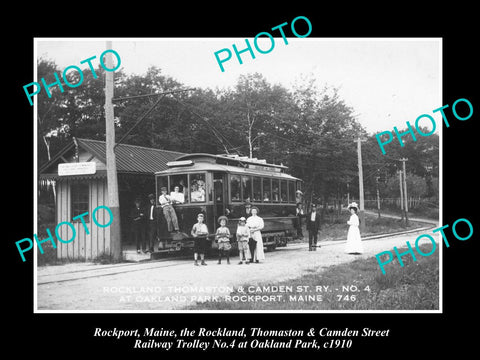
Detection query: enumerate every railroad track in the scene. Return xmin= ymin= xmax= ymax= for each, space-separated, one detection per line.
xmin=37 ymin=254 xmax=192 ymax=285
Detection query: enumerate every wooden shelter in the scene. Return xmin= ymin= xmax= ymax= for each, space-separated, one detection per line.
xmin=39 ymin=138 xmax=185 ymax=261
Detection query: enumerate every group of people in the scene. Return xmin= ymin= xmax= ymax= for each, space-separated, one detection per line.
xmin=191 ymin=206 xmax=264 ymax=266
xmin=132 ymin=185 xmax=363 ymax=258
xmin=130 ymin=186 xmax=183 ymax=254
xmin=295 ymin=201 xmax=363 ymax=254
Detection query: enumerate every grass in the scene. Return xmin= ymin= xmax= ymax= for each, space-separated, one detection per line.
xmin=185 ymin=243 xmax=439 ymax=311
xmin=318 ymin=212 xmax=426 ymax=242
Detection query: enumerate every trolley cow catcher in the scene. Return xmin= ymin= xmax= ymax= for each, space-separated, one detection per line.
xmin=154 ymin=153 xmax=302 ymax=255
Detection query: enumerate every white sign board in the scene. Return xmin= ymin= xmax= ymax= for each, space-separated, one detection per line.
xmin=58 ymin=162 xmax=96 ymax=176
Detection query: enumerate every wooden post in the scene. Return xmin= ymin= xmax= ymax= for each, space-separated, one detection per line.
xmin=105 ymin=41 xmax=122 ymax=261
xmin=346 ymin=182 xmax=350 ymax=207
xmin=357 ymin=138 xmax=366 ymax=232
xmin=398 ymin=170 xmax=404 ymax=222
xmin=400 ymin=158 xmax=409 ymax=227
xmin=375 ymin=175 xmax=381 ymax=218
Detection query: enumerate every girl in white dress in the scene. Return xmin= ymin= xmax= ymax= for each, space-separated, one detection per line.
xmin=345 ymin=202 xmax=363 ymax=254
xmin=246 ymin=206 xmax=265 ymax=263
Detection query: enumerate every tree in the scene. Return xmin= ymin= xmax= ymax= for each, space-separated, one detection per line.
xmin=287 ymin=77 xmax=367 ymax=209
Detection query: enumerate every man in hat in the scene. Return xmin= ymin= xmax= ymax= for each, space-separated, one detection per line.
xmin=130 ymin=197 xmax=146 ymax=253
xmin=295 ymin=202 xmax=306 ymax=239
xmin=146 ymin=194 xmax=160 ymax=253
xmin=158 ymin=187 xmax=179 ymax=233
xmin=306 ymin=203 xmax=321 ymax=251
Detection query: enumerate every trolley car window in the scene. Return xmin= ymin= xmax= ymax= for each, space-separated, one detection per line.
xmin=280 ymin=180 xmax=288 ymax=202
xmin=242 ymin=175 xmax=252 ymax=202
xmin=262 ymin=178 xmax=271 ymax=202
xmin=253 ymin=177 xmax=262 ymax=202
xmin=190 ymin=173 xmax=206 ymax=203
xmin=231 ymin=174 xmax=241 ymax=202
xmin=288 ymin=181 xmax=295 ymax=203
xmin=272 ymin=179 xmax=280 ymax=202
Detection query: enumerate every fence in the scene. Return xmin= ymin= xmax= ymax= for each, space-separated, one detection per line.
xmin=364 ymin=197 xmax=438 ymax=210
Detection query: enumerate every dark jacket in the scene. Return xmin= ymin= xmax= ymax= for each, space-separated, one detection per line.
xmin=131 ymin=205 xmax=146 ymax=224
xmin=306 ymin=211 xmax=321 ymax=233
xmin=146 ymin=203 xmax=160 ymax=222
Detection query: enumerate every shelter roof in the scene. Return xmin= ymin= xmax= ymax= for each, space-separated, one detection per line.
xmin=39 ymin=138 xmax=186 ymax=178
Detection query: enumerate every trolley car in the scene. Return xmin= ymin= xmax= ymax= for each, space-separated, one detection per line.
xmin=154 ymin=153 xmax=302 ymax=254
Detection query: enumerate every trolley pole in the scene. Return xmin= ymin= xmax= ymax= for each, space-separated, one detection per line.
xmin=105 ymin=41 xmax=122 ymax=261
xmin=357 ymin=138 xmax=366 ymax=232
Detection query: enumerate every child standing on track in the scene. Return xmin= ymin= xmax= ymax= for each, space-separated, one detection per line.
xmin=215 ymin=216 xmax=231 ymax=264
xmin=191 ymin=213 xmax=209 ymax=266
xmin=236 ymin=217 xmax=250 ymax=265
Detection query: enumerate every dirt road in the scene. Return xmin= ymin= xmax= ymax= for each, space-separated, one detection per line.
xmin=36 ymin=225 xmax=439 ymax=311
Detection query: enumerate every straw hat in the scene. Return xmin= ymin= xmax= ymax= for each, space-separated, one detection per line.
xmin=217 ymin=215 xmax=228 ymax=224
xmin=348 ymin=202 xmax=358 ymax=210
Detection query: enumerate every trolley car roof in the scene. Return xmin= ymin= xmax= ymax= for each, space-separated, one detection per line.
xmin=155 ymin=153 xmax=300 ymax=180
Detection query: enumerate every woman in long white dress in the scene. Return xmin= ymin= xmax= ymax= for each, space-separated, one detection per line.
xmin=246 ymin=206 xmax=265 ymax=263
xmin=345 ymin=202 xmax=363 ymax=254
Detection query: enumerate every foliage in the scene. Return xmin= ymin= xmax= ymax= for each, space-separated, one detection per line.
xmin=37 ymin=59 xmax=438 ymax=204
xmin=384 ymin=173 xmax=428 ymax=198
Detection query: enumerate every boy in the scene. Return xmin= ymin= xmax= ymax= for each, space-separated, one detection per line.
xmin=215 ymin=216 xmax=231 ymax=264
xmin=236 ymin=217 xmax=250 ymax=264
xmin=191 ymin=213 xmax=209 ymax=266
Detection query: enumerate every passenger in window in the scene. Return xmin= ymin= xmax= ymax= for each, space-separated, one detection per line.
xmin=273 ymin=187 xmax=279 ymax=201
xmin=191 ymin=180 xmax=205 ymax=202
xmin=158 ymin=187 xmax=180 ymax=233
xmin=179 ymin=179 xmax=187 ymax=194
xmin=170 ymin=186 xmax=185 ymax=204
xmin=263 ymin=192 xmax=270 ymax=201
xmin=296 ymin=190 xmax=303 ymax=204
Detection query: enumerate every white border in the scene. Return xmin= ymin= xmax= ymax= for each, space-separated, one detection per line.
xmin=33 ymin=37 xmax=443 ymax=314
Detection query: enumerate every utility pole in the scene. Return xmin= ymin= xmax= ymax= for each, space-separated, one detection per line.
xmin=105 ymin=41 xmax=122 ymax=261
xmin=375 ymin=174 xmax=381 ymax=218
xmin=357 ymin=138 xmax=366 ymax=232
xmin=346 ymin=181 xmax=350 ymax=207
xmin=398 ymin=170 xmax=405 ymax=223
xmin=400 ymin=158 xmax=409 ymax=227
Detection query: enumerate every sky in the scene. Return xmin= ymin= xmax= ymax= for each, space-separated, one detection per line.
xmin=35 ymin=38 xmax=442 ymax=135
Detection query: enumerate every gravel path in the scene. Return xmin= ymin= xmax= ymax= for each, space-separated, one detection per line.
xmin=36 ymin=226 xmax=439 ymax=311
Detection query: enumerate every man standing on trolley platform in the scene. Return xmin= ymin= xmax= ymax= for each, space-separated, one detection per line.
xmin=131 ymin=197 xmax=146 ymax=254
xmin=306 ymin=203 xmax=321 ymax=251
xmin=147 ymin=194 xmax=160 ymax=253
xmin=158 ymin=187 xmax=180 ymax=233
